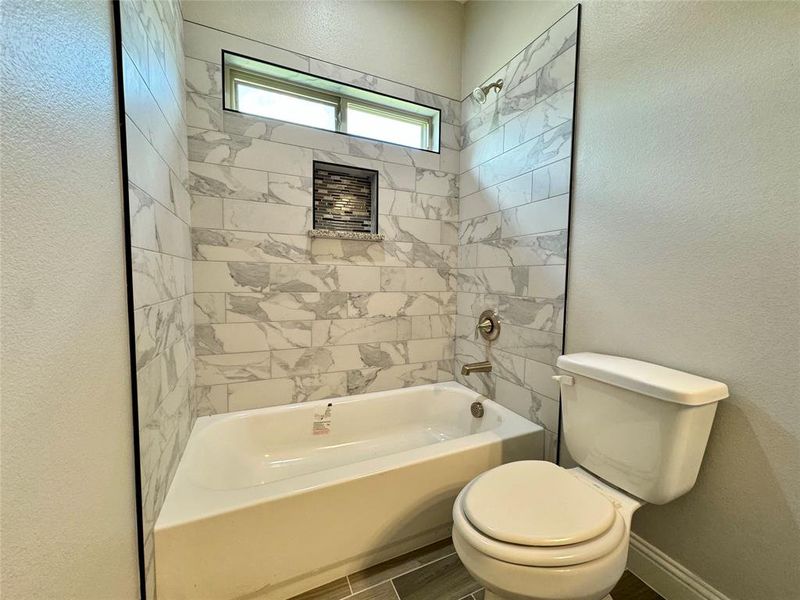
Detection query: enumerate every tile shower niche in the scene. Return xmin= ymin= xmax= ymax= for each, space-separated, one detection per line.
xmin=310 ymin=162 xmax=383 ymax=241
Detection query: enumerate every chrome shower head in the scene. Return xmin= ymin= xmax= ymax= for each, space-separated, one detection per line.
xmin=472 ymin=78 xmax=504 ymax=104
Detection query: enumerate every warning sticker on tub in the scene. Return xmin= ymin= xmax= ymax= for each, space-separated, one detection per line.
xmin=313 ymin=404 xmax=333 ymax=435
xmin=313 ymin=422 xmax=331 ymax=435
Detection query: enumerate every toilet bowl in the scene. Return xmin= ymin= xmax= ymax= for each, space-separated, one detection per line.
xmin=452 ymin=353 xmax=728 ymax=600
xmin=452 ymin=461 xmax=641 ymax=600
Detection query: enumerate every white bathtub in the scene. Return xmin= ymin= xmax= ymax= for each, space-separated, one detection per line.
xmin=155 ymin=381 xmax=542 ymax=600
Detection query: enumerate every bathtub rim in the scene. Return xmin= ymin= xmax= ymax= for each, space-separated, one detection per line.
xmin=156 ymin=381 xmax=542 ymax=530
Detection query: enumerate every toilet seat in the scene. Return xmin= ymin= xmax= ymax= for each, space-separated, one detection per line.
xmin=453 ymin=462 xmax=627 ymax=568
xmin=463 ymin=461 xmax=616 ymax=546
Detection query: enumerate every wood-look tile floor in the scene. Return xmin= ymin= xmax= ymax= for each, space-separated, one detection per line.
xmin=288 ymin=538 xmax=664 ymax=600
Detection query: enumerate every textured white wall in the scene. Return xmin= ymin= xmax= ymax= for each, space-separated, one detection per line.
xmin=181 ymin=0 xmax=464 ymax=99
xmin=0 ymin=1 xmax=140 ymax=598
xmin=564 ymin=2 xmax=799 ymax=599
xmin=461 ymin=0 xmax=573 ymax=100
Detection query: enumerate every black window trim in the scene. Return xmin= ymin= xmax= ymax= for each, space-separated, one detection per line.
xmin=221 ymin=49 xmax=442 ymax=155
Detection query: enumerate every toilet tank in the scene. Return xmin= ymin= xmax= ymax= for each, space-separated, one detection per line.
xmin=555 ymin=353 xmax=728 ymax=504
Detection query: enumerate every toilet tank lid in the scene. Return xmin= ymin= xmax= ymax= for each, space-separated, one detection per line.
xmin=556 ymin=353 xmax=729 ymax=406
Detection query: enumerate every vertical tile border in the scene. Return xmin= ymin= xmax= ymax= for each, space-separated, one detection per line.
xmin=110 ymin=2 xmax=147 ymax=597
xmin=557 ymin=3 xmax=582 ymax=464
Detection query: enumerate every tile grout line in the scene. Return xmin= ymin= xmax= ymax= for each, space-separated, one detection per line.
xmin=343 ymin=546 xmax=458 ymax=597
xmin=190 ymin=144 xmax=459 ymax=183
xmin=457 ymin=192 xmax=571 ymax=226
xmin=125 ymin=110 xmax=191 ymax=203
xmin=345 ymin=574 xmax=353 ymax=596
xmin=121 ymin=35 xmax=191 ymax=169
xmin=129 ymin=178 xmax=193 ymax=230
xmin=383 ymin=549 xmax=459 ymax=589
xmin=467 ymin=149 xmax=573 ymax=195
xmin=340 ymin=572 xmax=402 ymax=599
xmin=193 ymin=260 xmax=457 ymax=271
xmin=193 ymin=109 xmax=463 ymax=164
xmin=461 ymin=98 xmax=573 ymax=167
xmin=459 ymin=154 xmax=572 ymax=201
xmin=134 ymin=291 xmax=193 ymax=313
xmin=134 ymin=293 xmax=195 ymax=315
xmin=193 ymin=320 xmax=559 ymax=362
xmin=132 ymin=243 xmax=194 ymax=262
xmin=131 ymin=240 xmax=193 ymax=262
xmin=191 ymin=199 xmax=461 ymax=222
xmin=191 ymin=225 xmax=460 ymax=245
xmin=188 ymin=127 xmax=461 ymax=178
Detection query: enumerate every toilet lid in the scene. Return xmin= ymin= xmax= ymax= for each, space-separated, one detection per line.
xmin=462 ymin=461 xmax=616 ymax=547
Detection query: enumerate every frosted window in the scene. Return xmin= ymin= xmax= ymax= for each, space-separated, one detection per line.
xmin=235 ymin=82 xmax=337 ymax=131
xmin=346 ymin=105 xmax=426 ymax=149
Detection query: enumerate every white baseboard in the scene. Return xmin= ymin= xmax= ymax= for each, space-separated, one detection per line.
xmin=627 ymin=533 xmax=731 ymax=600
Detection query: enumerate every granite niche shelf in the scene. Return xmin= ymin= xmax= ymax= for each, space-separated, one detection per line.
xmin=308 ymin=229 xmax=385 ymax=241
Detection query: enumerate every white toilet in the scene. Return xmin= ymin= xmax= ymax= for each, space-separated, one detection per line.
xmin=452 ymin=352 xmax=728 ymax=600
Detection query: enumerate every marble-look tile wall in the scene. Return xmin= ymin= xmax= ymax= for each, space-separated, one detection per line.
xmin=184 ymin=22 xmax=461 ymax=412
xmin=455 ymin=7 xmax=579 ymax=462
xmin=119 ymin=0 xmax=194 ymax=596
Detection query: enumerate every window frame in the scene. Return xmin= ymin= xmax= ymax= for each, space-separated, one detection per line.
xmin=222 ymin=54 xmax=439 ymax=153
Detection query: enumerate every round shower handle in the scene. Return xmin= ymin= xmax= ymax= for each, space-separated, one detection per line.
xmin=475 ymin=310 xmax=501 ymax=341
